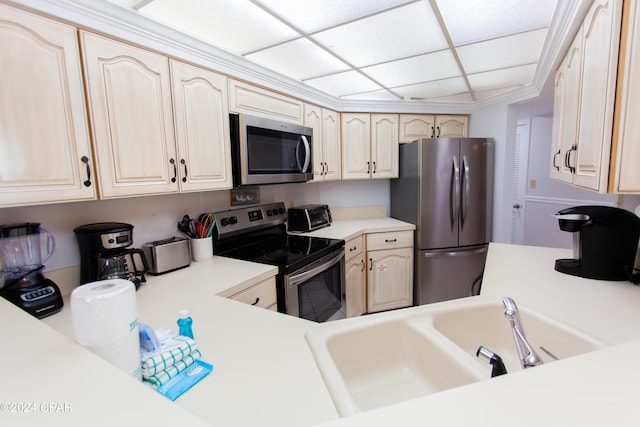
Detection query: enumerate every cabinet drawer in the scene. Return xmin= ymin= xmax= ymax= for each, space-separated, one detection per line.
xmin=344 ymin=236 xmax=364 ymax=261
xmin=366 ymin=231 xmax=413 ymax=251
xmin=228 ymin=277 xmax=277 ymax=309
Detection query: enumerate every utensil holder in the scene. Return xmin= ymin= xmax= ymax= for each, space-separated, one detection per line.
xmin=190 ymin=237 xmax=213 ymax=262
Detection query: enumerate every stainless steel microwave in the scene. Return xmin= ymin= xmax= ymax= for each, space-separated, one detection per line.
xmin=230 ymin=113 xmax=313 ymax=186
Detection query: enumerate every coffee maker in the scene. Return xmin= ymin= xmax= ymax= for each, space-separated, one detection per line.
xmin=554 ymin=206 xmax=640 ymax=281
xmin=0 ymin=223 xmax=63 ymax=318
xmin=74 ymin=222 xmax=149 ymax=288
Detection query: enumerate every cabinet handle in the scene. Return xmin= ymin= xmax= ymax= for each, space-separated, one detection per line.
xmin=564 ymin=145 xmax=576 ymax=173
xmin=180 ymin=159 xmax=188 ymax=183
xmin=430 ymin=126 xmax=435 ymax=138
xmin=323 ymin=162 xmax=327 ymax=175
xmin=170 ymin=158 xmax=177 ymax=183
xmin=251 ymin=297 xmax=260 ymax=306
xmin=349 ymin=246 xmax=358 ymax=252
xmin=367 ymin=161 xmax=370 ymax=174
xmin=360 ymin=259 xmax=365 ymax=272
xmin=385 ymin=238 xmax=397 ymax=243
xmin=436 ymin=126 xmax=441 ymax=137
xmin=369 ymin=258 xmax=373 ymax=271
xmin=373 ymin=161 xmax=376 ymax=174
xmin=552 ymin=149 xmax=561 ymax=171
xmin=80 ymin=156 xmax=92 ymax=187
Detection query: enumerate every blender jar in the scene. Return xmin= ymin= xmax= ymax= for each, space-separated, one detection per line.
xmin=0 ymin=223 xmax=55 ymax=287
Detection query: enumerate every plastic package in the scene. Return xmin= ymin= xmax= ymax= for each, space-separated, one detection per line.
xmin=177 ymin=309 xmax=194 ymax=339
xmin=138 ymin=323 xmax=161 ymax=352
xmin=155 ymin=359 xmax=213 ymax=401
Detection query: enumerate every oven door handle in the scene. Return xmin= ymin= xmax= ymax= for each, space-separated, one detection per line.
xmin=287 ymin=249 xmax=344 ymax=287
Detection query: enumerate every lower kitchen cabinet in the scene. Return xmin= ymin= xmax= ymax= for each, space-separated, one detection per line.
xmin=219 ymin=276 xmax=277 ymax=310
xmin=344 ymin=236 xmax=366 ymax=318
xmin=365 ymin=231 xmax=414 ymax=313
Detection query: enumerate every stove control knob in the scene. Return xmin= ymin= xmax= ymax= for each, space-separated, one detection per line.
xmin=278 ymin=207 xmax=285 ymax=214
xmin=229 ymin=216 xmax=238 ymax=225
xmin=266 ymin=209 xmax=273 ymax=216
xmin=220 ymin=217 xmax=230 ymax=226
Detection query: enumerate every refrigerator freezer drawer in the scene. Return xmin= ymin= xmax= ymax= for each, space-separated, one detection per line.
xmin=416 ymin=245 xmax=487 ymax=305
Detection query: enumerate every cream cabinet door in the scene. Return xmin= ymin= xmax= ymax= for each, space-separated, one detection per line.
xmin=371 ymin=114 xmax=399 ymax=179
xmin=0 ymin=4 xmax=95 ymax=207
xmin=81 ymin=31 xmax=178 ymax=198
xmin=435 ymin=115 xmax=468 ymax=138
xmin=550 ymin=30 xmax=583 ymax=183
xmin=612 ymin=0 xmax=640 ymax=192
xmin=345 ymin=254 xmax=366 ymax=318
xmin=228 ymin=79 xmax=304 ymax=124
xmin=367 ymin=247 xmax=413 ymax=313
xmin=322 ymin=108 xmax=341 ymax=181
xmin=572 ymin=0 xmax=622 ymax=191
xmin=305 ymin=104 xmax=324 ymax=181
xmin=170 ymin=60 xmax=232 ymax=192
xmin=399 ymin=114 xmax=435 ymax=142
xmin=341 ymin=113 xmax=371 ymax=180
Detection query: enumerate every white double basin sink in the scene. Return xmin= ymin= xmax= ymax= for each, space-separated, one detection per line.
xmin=305 ymin=297 xmax=607 ymax=417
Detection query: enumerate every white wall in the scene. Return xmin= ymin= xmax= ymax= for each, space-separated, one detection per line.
xmin=0 ymin=180 xmax=389 ymax=271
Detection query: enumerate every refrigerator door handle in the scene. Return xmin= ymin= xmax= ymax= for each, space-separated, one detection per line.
xmin=461 ymin=155 xmax=470 ymax=229
xmin=451 ymin=156 xmax=460 ymax=231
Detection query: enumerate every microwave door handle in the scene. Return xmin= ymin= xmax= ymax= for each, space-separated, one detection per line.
xmin=298 ymin=135 xmax=311 ymax=173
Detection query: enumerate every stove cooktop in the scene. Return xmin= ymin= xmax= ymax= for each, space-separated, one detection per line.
xmin=213 ymin=203 xmax=344 ymax=273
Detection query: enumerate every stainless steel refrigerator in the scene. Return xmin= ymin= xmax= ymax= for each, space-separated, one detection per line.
xmin=390 ymin=138 xmax=493 ymax=305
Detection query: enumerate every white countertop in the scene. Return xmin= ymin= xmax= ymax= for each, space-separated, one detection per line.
xmin=3 ymin=216 xmax=640 ymax=426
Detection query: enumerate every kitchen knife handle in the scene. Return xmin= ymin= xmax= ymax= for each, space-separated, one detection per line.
xmin=81 ymin=155 xmax=92 ymax=187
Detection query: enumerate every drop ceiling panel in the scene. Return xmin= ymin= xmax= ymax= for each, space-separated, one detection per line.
xmin=246 ymin=39 xmax=349 ymax=80
xmin=457 ymin=28 xmax=548 ymax=74
xmin=467 ymin=64 xmax=537 ymax=91
xmin=363 ymin=50 xmax=460 ymax=88
xmin=311 ymin=2 xmax=448 ymax=67
xmin=392 ymin=77 xmax=469 ymax=100
xmin=139 ymin=0 xmax=297 ymax=55
xmin=304 ymin=70 xmax=383 ymax=97
xmin=435 ymin=0 xmax=558 ymax=46
xmin=256 ymin=0 xmax=414 ymax=33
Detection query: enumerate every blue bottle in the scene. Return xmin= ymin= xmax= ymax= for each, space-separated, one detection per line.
xmin=177 ymin=309 xmax=194 ymax=339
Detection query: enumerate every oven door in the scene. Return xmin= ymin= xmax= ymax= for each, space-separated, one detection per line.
xmin=284 ymin=248 xmax=345 ymax=322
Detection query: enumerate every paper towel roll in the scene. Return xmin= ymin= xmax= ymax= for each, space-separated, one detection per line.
xmin=71 ymin=279 xmax=141 ymax=380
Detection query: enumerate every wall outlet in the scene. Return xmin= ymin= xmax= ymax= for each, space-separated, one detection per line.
xmin=530 ymin=179 xmax=537 ymax=189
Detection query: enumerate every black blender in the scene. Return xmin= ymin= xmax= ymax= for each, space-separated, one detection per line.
xmin=0 ymin=223 xmax=63 ymax=318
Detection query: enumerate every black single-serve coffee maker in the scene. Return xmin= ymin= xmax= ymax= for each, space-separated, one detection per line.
xmin=554 ymin=206 xmax=640 ymax=281
xmin=74 ymin=222 xmax=149 ymax=288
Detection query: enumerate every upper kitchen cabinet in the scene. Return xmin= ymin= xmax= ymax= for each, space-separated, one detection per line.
xmin=610 ymin=0 xmax=640 ymax=192
xmin=305 ymin=104 xmax=341 ymax=182
xmin=0 ymin=4 xmax=96 ymax=207
xmin=170 ymin=60 xmax=232 ymax=192
xmin=550 ymin=0 xmax=624 ymax=192
xmin=228 ymin=79 xmax=304 ymax=124
xmin=81 ymin=31 xmax=178 ymax=198
xmin=398 ymin=114 xmax=468 ymax=142
xmin=342 ymin=113 xmax=399 ymax=180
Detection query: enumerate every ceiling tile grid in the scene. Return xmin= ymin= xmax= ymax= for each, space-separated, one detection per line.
xmin=111 ymin=0 xmax=560 ymax=104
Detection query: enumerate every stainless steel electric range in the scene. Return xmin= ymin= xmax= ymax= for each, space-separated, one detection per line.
xmin=213 ymin=202 xmax=345 ymax=322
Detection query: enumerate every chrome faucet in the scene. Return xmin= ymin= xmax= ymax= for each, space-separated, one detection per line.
xmin=502 ymin=297 xmax=543 ymax=369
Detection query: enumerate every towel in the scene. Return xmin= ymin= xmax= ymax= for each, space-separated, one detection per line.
xmin=142 ymin=349 xmax=202 ymax=388
xmin=140 ymin=331 xmax=199 ymax=377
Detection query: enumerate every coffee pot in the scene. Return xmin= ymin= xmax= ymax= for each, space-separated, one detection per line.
xmin=74 ymin=222 xmax=149 ymax=288
xmin=554 ymin=206 xmax=640 ymax=281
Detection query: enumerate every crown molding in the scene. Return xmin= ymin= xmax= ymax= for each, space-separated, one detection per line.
xmin=6 ymin=0 xmax=584 ymax=113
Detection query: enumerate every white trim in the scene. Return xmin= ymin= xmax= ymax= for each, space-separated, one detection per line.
xmin=524 ymin=195 xmax=617 ymax=207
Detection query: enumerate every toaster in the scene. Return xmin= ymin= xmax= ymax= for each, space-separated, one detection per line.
xmin=288 ymin=204 xmax=332 ymax=232
xmin=142 ymin=237 xmax=191 ymax=275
